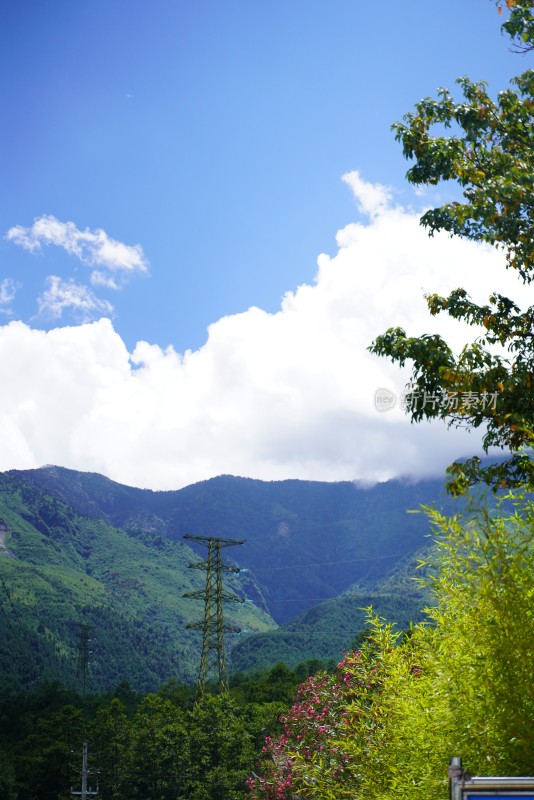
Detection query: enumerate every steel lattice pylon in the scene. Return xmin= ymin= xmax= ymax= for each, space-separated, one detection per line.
xmin=71 ymin=624 xmax=98 ymax=800
xmin=76 ymin=623 xmax=91 ymax=698
xmin=183 ymin=534 xmax=245 ymax=694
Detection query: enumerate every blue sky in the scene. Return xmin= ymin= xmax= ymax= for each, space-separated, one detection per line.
xmin=0 ymin=0 xmax=529 ymax=489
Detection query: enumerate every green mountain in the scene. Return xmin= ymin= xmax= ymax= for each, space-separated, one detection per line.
xmin=229 ymin=546 xmax=434 ymax=672
xmin=0 ymin=472 xmax=275 ymax=693
xmin=0 ymin=466 xmax=466 ymax=691
xmin=9 ymin=467 xmax=462 ymax=624
xmin=229 ymin=592 xmax=424 ymax=672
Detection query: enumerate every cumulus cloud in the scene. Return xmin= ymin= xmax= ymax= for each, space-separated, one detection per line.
xmin=37 ymin=276 xmax=113 ymax=321
xmin=6 ymin=215 xmax=148 ymax=287
xmin=342 ymin=170 xmax=393 ymax=218
xmin=0 ymin=173 xmax=527 ymax=489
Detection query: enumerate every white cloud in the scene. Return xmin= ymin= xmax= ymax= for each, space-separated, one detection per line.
xmin=6 ymin=215 xmax=148 ymax=287
xmin=90 ymin=271 xmax=119 ymax=290
xmin=37 ymin=276 xmax=114 ymax=321
xmin=0 ymin=174 xmax=527 ymax=489
xmin=342 ymin=170 xmax=392 ymax=218
xmin=0 ymin=278 xmax=19 ymax=314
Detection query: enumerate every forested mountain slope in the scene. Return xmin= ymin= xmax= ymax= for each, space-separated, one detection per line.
xmin=0 ymin=472 xmax=274 ymax=692
xmin=0 ymin=466 xmax=469 ymax=691
xmin=230 ymin=546 xmax=433 ymax=671
xmin=9 ymin=467 xmax=461 ymax=624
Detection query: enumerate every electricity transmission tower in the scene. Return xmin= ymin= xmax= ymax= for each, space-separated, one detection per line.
xmin=76 ymin=623 xmax=92 ymax=698
xmin=183 ymin=534 xmax=245 ymax=695
xmin=71 ymin=624 xmax=98 ymax=800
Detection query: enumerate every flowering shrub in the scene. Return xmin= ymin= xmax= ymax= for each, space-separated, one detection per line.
xmin=247 ymin=636 xmax=391 ymax=800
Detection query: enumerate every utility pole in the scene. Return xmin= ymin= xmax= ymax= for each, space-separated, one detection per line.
xmin=71 ymin=741 xmax=98 ymax=800
xmin=71 ymin=623 xmax=98 ymax=800
xmin=183 ymin=534 xmax=245 ymax=695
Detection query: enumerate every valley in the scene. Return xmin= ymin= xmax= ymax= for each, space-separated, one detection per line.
xmin=0 ymin=466 xmax=462 ymax=691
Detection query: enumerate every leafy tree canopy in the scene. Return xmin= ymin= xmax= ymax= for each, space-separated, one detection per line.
xmin=499 ymin=0 xmax=534 ymax=51
xmin=370 ymin=0 xmax=534 ymax=494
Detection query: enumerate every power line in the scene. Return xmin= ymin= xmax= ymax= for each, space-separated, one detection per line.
xmin=265 ymin=595 xmax=414 ymax=603
xmin=249 ymin=551 xmax=417 ymax=572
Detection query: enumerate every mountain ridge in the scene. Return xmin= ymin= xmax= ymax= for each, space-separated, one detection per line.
xmin=0 ymin=465 xmax=465 ymax=689
xmin=8 ymin=466 xmax=461 ymax=624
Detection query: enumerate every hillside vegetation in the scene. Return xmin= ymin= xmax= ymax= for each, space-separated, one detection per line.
xmin=10 ymin=466 xmax=460 ymax=624
xmin=0 ymin=466 xmax=462 ymax=690
xmin=0 ymin=472 xmax=274 ymax=692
